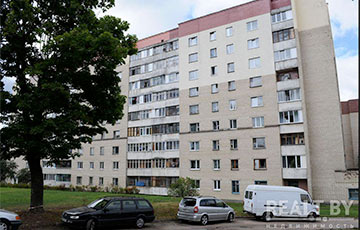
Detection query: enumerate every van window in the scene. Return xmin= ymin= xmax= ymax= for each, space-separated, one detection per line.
xmin=249 ymin=191 xmax=253 ymax=199
xmin=200 ymin=199 xmax=216 ymax=207
xmin=245 ymin=191 xmax=249 ymax=199
xmin=182 ymin=198 xmax=196 ymax=207
xmin=300 ymin=194 xmax=311 ymax=203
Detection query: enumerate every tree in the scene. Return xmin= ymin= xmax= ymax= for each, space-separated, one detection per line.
xmin=17 ymin=168 xmax=31 ymax=184
xmin=1 ymin=0 xmax=137 ymax=211
xmin=168 ymin=177 xmax=200 ymax=198
xmin=0 ymin=160 xmax=17 ymax=182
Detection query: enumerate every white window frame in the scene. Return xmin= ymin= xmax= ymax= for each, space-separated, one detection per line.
xmin=213 ymin=180 xmax=221 ymax=191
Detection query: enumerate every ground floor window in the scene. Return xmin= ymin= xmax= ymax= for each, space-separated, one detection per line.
xmin=349 ymin=189 xmax=359 ymax=200
xmin=255 ymin=180 xmax=267 ymax=185
xmin=232 ymin=180 xmax=240 ymax=194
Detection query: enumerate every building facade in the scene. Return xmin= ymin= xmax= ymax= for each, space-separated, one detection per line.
xmin=15 ymin=0 xmax=358 ymax=202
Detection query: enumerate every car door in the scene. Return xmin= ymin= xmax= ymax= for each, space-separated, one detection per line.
xmin=121 ymin=200 xmax=138 ymax=223
xmin=136 ymin=200 xmax=153 ymax=219
xmin=215 ymin=199 xmax=228 ymax=220
xmin=200 ymin=199 xmax=218 ymax=221
xmin=102 ymin=200 xmax=122 ymax=227
xmin=299 ymin=194 xmax=312 ymax=217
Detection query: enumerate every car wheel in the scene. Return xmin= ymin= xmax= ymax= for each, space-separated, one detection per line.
xmin=263 ymin=212 xmax=273 ymax=222
xmin=200 ymin=215 xmax=208 ymax=225
xmin=227 ymin=213 xmax=235 ymax=222
xmin=308 ymin=212 xmax=317 ymax=222
xmin=0 ymin=220 xmax=10 ymax=230
xmin=86 ymin=219 xmax=96 ymax=230
xmin=136 ymin=217 xmax=145 ymax=229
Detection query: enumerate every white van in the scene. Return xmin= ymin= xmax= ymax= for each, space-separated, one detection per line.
xmin=244 ymin=185 xmax=319 ymax=221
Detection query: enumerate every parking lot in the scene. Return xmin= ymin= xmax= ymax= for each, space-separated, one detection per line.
xmin=42 ymin=217 xmax=358 ymax=230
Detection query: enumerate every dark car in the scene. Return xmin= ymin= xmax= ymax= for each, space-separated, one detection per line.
xmin=62 ymin=197 xmax=155 ymax=229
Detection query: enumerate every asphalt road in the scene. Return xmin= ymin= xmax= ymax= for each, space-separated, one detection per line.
xmin=45 ymin=217 xmax=358 ymax=230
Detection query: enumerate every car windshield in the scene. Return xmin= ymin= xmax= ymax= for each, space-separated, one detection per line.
xmin=87 ymin=198 xmax=109 ymax=209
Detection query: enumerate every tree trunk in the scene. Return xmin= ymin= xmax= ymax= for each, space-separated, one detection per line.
xmin=28 ymin=156 xmax=44 ymax=212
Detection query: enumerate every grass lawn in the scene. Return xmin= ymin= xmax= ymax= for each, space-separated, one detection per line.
xmin=0 ymin=187 xmax=358 ymax=229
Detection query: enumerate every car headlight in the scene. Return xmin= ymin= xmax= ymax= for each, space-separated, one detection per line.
xmin=70 ymin=215 xmax=80 ymax=219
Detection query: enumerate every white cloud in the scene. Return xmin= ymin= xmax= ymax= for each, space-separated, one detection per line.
xmin=326 ymin=0 xmax=358 ymax=38
xmin=336 ymin=54 xmax=358 ymax=100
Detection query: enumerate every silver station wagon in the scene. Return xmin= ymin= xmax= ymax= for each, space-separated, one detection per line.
xmin=177 ymin=196 xmax=235 ymax=225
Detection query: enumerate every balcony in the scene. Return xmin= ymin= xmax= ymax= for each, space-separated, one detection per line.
xmin=127 ymin=168 xmax=179 ymax=177
xmin=275 ymin=58 xmax=298 ymax=71
xmin=282 ymin=168 xmax=307 ymax=179
xmin=277 ymin=79 xmax=300 ymax=91
xmin=273 ymin=39 xmax=296 ymax=52
xmin=272 ymin=19 xmax=294 ymax=32
xmin=281 ymin=145 xmax=306 ymax=155
xmin=137 ymin=187 xmax=168 ymax=196
xmin=280 ymin=124 xmax=304 ymax=134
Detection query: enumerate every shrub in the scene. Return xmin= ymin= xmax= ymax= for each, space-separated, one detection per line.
xmin=168 ymin=177 xmax=199 ymax=197
xmin=16 ymin=168 xmax=31 ymax=184
xmin=125 ymin=186 xmax=139 ymax=194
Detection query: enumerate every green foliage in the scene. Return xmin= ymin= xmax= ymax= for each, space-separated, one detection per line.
xmin=167 ymin=177 xmax=199 ymax=198
xmin=0 ymin=160 xmax=17 ymax=182
xmin=16 ymin=168 xmax=31 ymax=184
xmin=1 ymin=0 xmax=137 ymax=207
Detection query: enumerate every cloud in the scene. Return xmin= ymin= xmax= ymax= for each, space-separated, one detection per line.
xmin=326 ymin=0 xmax=358 ymax=38
xmin=1 ymin=77 xmax=15 ymax=94
xmin=336 ymin=54 xmax=359 ymax=100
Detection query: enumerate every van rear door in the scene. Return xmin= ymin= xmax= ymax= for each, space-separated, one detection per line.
xmin=179 ymin=198 xmax=196 ymax=214
xmin=244 ymin=190 xmax=254 ymax=214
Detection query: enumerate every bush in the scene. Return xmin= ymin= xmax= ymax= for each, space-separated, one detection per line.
xmin=167 ymin=177 xmax=199 ymax=197
xmin=16 ymin=168 xmax=31 ymax=184
xmin=125 ymin=186 xmax=139 ymax=194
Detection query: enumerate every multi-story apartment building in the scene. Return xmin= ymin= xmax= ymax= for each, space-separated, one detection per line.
xmin=15 ymin=0 xmax=358 ymax=202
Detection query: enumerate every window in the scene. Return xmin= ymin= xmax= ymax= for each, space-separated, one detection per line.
xmin=190 ymin=160 xmax=200 ymax=170
xmin=274 ymin=48 xmax=297 ymax=61
xmin=190 ymin=123 xmax=200 ymax=132
xmin=77 ymin=162 xmax=83 ymax=169
xmin=230 ymin=139 xmax=238 ymax=150
xmin=189 ymin=87 xmax=199 ymax=97
xmin=229 ymin=100 xmax=236 ymax=111
xmin=99 ymin=177 xmax=104 ymax=186
xmin=230 ymin=119 xmax=237 ymax=129
xmin=194 ymin=180 xmax=200 ymax=189
xmin=211 ymin=66 xmax=218 ymax=76
xmin=78 ymin=148 xmax=83 ymax=155
xmin=189 ymin=105 xmax=199 ymax=115
xmin=251 ymin=96 xmax=263 ymax=107
xmin=272 ymin=10 xmax=293 ymax=23
xmin=112 ymin=146 xmax=119 ymax=155
xmin=189 ymin=36 xmax=198 ymax=46
xmin=248 ymin=38 xmax=259 ymax=49
xmin=89 ymin=162 xmax=94 ymax=169
xmin=137 ymin=200 xmax=152 ymax=209
xmin=281 ymin=133 xmax=305 ymax=145
xmin=90 ymin=147 xmax=94 ymax=156
xmin=212 ymin=102 xmax=219 ymax=112
xmin=213 ymin=160 xmax=220 ymax=170
xmin=212 ymin=140 xmax=219 ymax=151
xmin=213 ymin=121 xmax=219 ymax=131
xmin=100 ymin=162 xmax=104 ymax=170
xmin=210 ymin=48 xmax=217 ymax=58
xmin=226 ymin=44 xmax=234 ymax=54
xmin=252 ymin=116 xmax=264 ymax=128
xmin=214 ymin=180 xmax=221 ymax=190
xmin=211 ymin=84 xmax=218 ymax=93
xmin=282 ymin=155 xmax=302 ymax=168
xmin=300 ymin=194 xmax=311 ymax=203
xmin=253 ymin=137 xmax=265 ymax=149
xmin=349 ymin=189 xmax=359 ymax=200
xmin=226 ymin=27 xmax=233 ymax=37
xmin=228 ymin=81 xmax=236 ymax=91
xmin=189 ymin=70 xmax=198 ymax=80
xmin=210 ymin=31 xmax=216 ymax=41
xmin=255 ymin=180 xmax=267 ymax=185
xmin=190 ymin=141 xmax=200 ymax=151
xmin=189 ymin=53 xmax=198 ymax=63
xmin=100 ymin=146 xmax=104 ymax=155
xmin=231 ymin=160 xmax=239 ymax=170
xmin=227 ymin=62 xmax=235 ymax=73
xmin=247 ymin=20 xmax=258 ymax=31
xmin=254 ymin=159 xmax=267 ymax=170
xmin=232 ymin=181 xmax=240 ymax=194
xmin=113 ymin=161 xmax=119 ymax=170
xmin=279 ymin=110 xmax=303 ymax=124
xmin=278 ymin=88 xmax=301 ymax=102
xmin=89 ymin=177 xmax=93 ymax=185
xmin=112 ymin=178 xmax=118 ymax=186
xmin=113 ymin=130 xmax=120 ymax=139
xmin=249 ymin=57 xmax=261 ymax=69
xmin=76 ymin=176 xmax=82 ymax=185
xmin=250 ymin=76 xmax=262 ymax=88
xmin=273 ymin=28 xmax=295 ymax=43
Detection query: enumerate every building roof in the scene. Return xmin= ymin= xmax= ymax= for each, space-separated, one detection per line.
xmin=341 ymin=99 xmax=359 ymax=114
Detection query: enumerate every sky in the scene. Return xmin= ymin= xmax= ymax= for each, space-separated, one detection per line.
xmin=3 ymin=0 xmax=358 ymax=101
